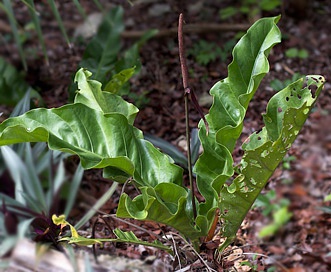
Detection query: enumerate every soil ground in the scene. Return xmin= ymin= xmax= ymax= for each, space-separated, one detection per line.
xmin=0 ymin=0 xmax=330 ymax=271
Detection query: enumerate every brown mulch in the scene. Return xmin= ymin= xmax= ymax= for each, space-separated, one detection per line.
xmin=0 ymin=0 xmax=330 ymax=271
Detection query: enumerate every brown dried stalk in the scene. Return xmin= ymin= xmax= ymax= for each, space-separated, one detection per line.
xmin=178 ymin=13 xmax=197 ymax=219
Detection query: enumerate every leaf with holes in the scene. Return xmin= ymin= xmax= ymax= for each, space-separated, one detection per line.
xmin=193 ymin=16 xmax=282 ymax=234
xmin=218 ymin=75 xmax=324 ymax=250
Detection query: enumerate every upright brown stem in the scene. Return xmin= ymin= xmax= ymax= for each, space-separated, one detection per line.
xmin=178 ymin=13 xmax=197 ymax=220
xmin=178 ymin=14 xmax=189 ymax=91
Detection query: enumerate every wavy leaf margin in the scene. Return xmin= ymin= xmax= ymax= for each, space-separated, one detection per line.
xmin=194 ymin=16 xmax=281 ymax=219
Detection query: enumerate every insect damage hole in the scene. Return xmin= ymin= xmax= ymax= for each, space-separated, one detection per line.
xmin=309 ymin=84 xmax=318 ymax=98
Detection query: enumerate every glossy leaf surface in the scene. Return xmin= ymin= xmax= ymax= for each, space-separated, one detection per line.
xmin=0 ymin=69 xmax=182 ymax=188
xmin=0 ymin=16 xmax=325 ymax=247
xmin=194 ymin=16 xmax=282 ymax=224
xmin=218 ymin=75 xmax=324 ymax=250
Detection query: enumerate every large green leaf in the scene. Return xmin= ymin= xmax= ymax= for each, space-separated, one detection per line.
xmin=0 ymin=67 xmax=198 ymax=238
xmin=194 ymin=16 xmax=281 ymax=217
xmin=117 ymin=16 xmax=290 ymax=241
xmin=218 ymin=75 xmax=325 ymax=250
xmin=0 ymin=69 xmax=182 ymax=188
xmin=0 ymin=68 xmax=202 ymax=239
xmin=193 ymin=16 xmax=325 ymax=249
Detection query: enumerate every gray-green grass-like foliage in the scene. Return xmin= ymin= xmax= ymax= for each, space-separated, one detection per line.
xmin=0 ymin=0 xmax=104 ymax=69
xmin=0 ymin=16 xmax=325 ymax=251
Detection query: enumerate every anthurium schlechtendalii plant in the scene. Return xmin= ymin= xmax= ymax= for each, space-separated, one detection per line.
xmin=0 ymin=16 xmax=325 ymax=253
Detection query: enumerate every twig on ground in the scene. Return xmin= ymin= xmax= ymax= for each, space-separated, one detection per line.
xmin=122 ymin=23 xmax=249 ymax=39
xmin=170 ymin=234 xmax=182 ymax=270
xmin=170 ymin=232 xmax=217 ymax=272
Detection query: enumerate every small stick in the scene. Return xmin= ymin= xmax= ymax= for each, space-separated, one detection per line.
xmin=121 ymin=23 xmax=249 ymax=39
xmin=178 ymin=16 xmax=209 ymax=134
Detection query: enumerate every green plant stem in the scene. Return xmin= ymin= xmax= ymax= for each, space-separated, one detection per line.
xmin=46 ymin=0 xmax=71 ymax=48
xmin=25 ymin=0 xmax=49 ymax=66
xmin=1 ymin=0 xmax=27 ymax=71
xmin=178 ymin=13 xmax=197 ymax=220
xmin=185 ymin=93 xmax=196 ymax=218
xmin=92 ymin=0 xmax=103 ymax=11
xmin=72 ymin=0 xmax=87 ymax=19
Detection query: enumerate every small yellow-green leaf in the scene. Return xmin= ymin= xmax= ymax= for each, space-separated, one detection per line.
xmin=104 ymin=67 xmax=136 ymax=94
xmin=59 ymin=236 xmax=102 ymax=246
xmin=52 ymin=214 xmax=67 ymax=225
xmin=324 ymin=194 xmax=331 ymax=202
xmin=52 ymin=214 xmax=79 ymax=238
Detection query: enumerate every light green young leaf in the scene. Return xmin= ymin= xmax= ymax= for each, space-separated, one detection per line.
xmin=53 ymin=214 xmax=79 ymax=238
xmin=59 ymin=228 xmax=171 ymax=252
xmin=53 ymin=214 xmax=102 ymax=246
xmin=104 ymin=67 xmax=136 ymax=94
